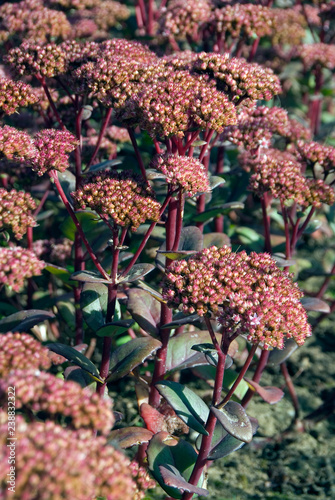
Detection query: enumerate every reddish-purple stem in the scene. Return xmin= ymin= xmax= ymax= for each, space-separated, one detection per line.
xmin=281 ymin=361 xmax=300 ymax=419
xmin=49 ymin=170 xmax=109 ymax=279
xmin=241 ymin=350 xmax=270 ymax=408
xmin=172 ymin=190 xmax=184 ymax=252
xmin=86 ymin=108 xmax=113 ymax=170
xmin=261 ymin=193 xmax=272 ymax=253
xmin=218 ymin=343 xmax=258 ymax=408
xmin=37 ymin=76 xmax=65 ymax=130
xmin=182 ymin=318 xmax=228 ymax=500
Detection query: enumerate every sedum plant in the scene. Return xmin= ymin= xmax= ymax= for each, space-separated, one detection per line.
xmin=0 ymin=0 xmax=335 ymax=499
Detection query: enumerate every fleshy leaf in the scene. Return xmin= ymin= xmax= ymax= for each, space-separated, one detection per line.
xmin=126 ymin=288 xmax=161 ymax=335
xmin=80 ymin=282 xmax=108 ymax=331
xmin=47 ymin=343 xmax=103 ymax=381
xmin=244 ymin=378 xmax=284 ymax=404
xmin=301 ymin=297 xmax=330 ymax=313
xmin=156 ymin=250 xmax=198 ymax=260
xmin=191 ymin=343 xmax=219 ymax=367
xmin=268 ymin=338 xmax=298 ymax=365
xmin=159 ymin=465 xmax=208 ymax=497
xmin=203 ymin=232 xmax=230 ymax=248
xmin=209 ymin=175 xmax=225 ymax=190
xmin=156 ymin=226 xmax=203 ymax=269
xmin=96 ymin=320 xmax=134 ymax=337
xmin=71 ymin=270 xmax=111 ymax=284
xmin=88 ymin=158 xmax=122 ymax=173
xmin=155 ymin=380 xmax=209 ymax=435
xmin=162 ymin=312 xmax=202 ymax=330
xmin=117 ymin=263 xmax=155 ymax=284
xmin=109 ymin=427 xmax=154 ymax=448
xmin=60 ymin=210 xmax=100 ymax=241
xmin=45 ymin=264 xmax=71 ymax=284
xmin=0 ymin=309 xmax=55 ymax=333
xmin=146 ymin=432 xmax=204 ymax=499
xmin=210 ymin=401 xmax=252 ymax=443
xmin=205 ymin=417 xmax=259 ymax=460
xmin=64 ymin=366 xmax=94 ymax=388
xmin=193 ymin=202 xmax=244 ymax=223
xmin=106 ymin=337 xmax=162 ymax=382
xmin=136 ymin=280 xmax=165 ymax=303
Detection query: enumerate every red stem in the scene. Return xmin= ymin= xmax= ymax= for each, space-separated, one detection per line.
xmin=261 ymin=194 xmax=272 ymax=253
xmin=128 ymin=127 xmax=149 ymax=183
xmin=172 ymin=190 xmax=184 ymax=252
xmin=49 ymin=170 xmax=109 ymax=279
xmin=218 ymin=343 xmax=258 ymax=408
xmin=281 ymin=361 xmax=300 ymax=419
xmin=37 ymin=76 xmax=65 ymax=130
xmin=86 ymin=108 xmax=113 ymax=170
xmin=241 ymin=350 xmax=270 ymax=408
xmin=182 ymin=318 xmax=228 ymax=500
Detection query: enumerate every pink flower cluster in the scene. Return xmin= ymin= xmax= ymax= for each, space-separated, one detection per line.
xmin=33 ymin=237 xmax=73 ymax=264
xmin=32 ymin=129 xmax=79 ymax=175
xmin=72 ymin=170 xmax=161 ymax=231
xmin=0 ymin=418 xmax=137 ymax=500
xmin=296 ymin=140 xmax=335 ymax=173
xmin=0 ymin=77 xmax=39 ymax=115
xmin=299 ymin=43 xmax=335 ymax=70
xmin=0 ymin=332 xmax=51 ymax=377
xmin=270 ymin=7 xmax=306 ymax=46
xmin=192 ymin=52 xmax=282 ymax=104
xmin=151 ymin=154 xmax=210 ymax=197
xmin=211 ymin=3 xmax=273 ymax=39
xmin=0 ymin=247 xmax=45 ymax=292
xmin=0 ymin=188 xmax=36 ymax=239
xmin=130 ymin=461 xmax=156 ymax=500
xmin=0 ymin=369 xmax=115 ymax=434
xmin=0 ymin=125 xmax=37 ymax=163
xmin=159 ymin=0 xmax=212 ymax=41
xmin=0 ymin=0 xmax=71 ymax=44
xmin=248 ymin=149 xmax=335 ymax=208
xmin=163 ymin=246 xmax=312 ymax=349
xmin=5 ymin=41 xmax=68 ymax=78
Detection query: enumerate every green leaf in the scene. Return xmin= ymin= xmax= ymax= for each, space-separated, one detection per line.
xmin=109 ymin=427 xmax=154 ymax=448
xmin=300 ymin=297 xmax=330 ymax=313
xmin=117 ymin=263 xmax=155 ymax=284
xmin=106 ymin=337 xmax=162 ymax=382
xmin=58 ymin=169 xmax=76 ymax=205
xmin=64 ymin=366 xmax=95 ymax=388
xmin=211 ymin=402 xmax=252 ymax=443
xmin=156 ymin=226 xmax=203 ymax=269
xmin=56 ymin=300 xmax=76 ymax=330
xmin=155 ymin=380 xmax=209 ymax=435
xmin=209 ymin=175 xmax=225 ymax=190
xmin=88 ymin=158 xmax=122 ymax=173
xmin=60 ymin=211 xmax=101 ymax=241
xmin=268 ymin=338 xmax=298 ymax=365
xmin=203 ymin=232 xmax=230 ymax=248
xmin=80 ymin=282 xmax=108 ymax=331
xmin=159 ymin=465 xmax=208 ymax=497
xmin=45 ymin=264 xmax=71 ymax=285
xmin=126 ymin=288 xmax=161 ymax=336
xmin=147 ymin=432 xmax=205 ymax=499
xmin=71 ymin=270 xmax=111 ymax=284
xmin=96 ymin=319 xmax=134 ymax=337
xmin=47 ymin=343 xmax=103 ymax=381
xmin=0 ymin=310 xmax=55 ymax=333
xmin=193 ymin=202 xmax=244 ymax=223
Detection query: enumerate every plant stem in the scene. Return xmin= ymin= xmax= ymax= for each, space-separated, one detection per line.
xmin=49 ymin=170 xmax=109 ymax=279
xmin=241 ymin=350 xmax=270 ymax=408
xmin=127 ymin=127 xmax=149 ymax=183
xmin=120 ymin=191 xmax=172 ymax=277
xmin=281 ymin=361 xmax=300 ymax=419
xmin=261 ymin=194 xmax=272 ymax=253
xmin=97 ymin=226 xmax=120 ymax=396
xmin=37 ymin=76 xmax=65 ymax=130
xmin=172 ymin=189 xmax=184 ymax=252
xmin=86 ymin=108 xmax=113 ymax=170
xmin=182 ymin=317 xmax=228 ymax=500
xmin=218 ymin=343 xmax=258 ymax=408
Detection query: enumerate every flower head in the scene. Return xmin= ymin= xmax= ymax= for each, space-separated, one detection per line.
xmin=151 ymin=154 xmax=210 ymax=196
xmin=72 ymin=170 xmax=161 ymax=231
xmin=0 ymin=419 xmax=137 ymax=500
xmin=163 ymin=246 xmax=311 ymax=349
xmin=159 ymin=0 xmax=212 ymax=41
xmin=270 ymin=7 xmax=306 ymax=46
xmin=0 ymin=77 xmax=39 ymax=115
xmin=296 ymin=140 xmax=335 ymax=173
xmin=5 ymin=41 xmax=68 ymax=78
xmin=0 ymin=247 xmax=45 ymax=292
xmin=32 ymin=129 xmax=79 ymax=175
xmin=0 ymin=188 xmax=37 ymax=239
xmin=299 ymin=43 xmax=335 ymax=70
xmin=0 ymin=332 xmax=51 ymax=378
xmin=0 ymin=369 xmax=114 ymax=434
xmin=211 ymin=3 xmax=273 ymax=40
xmin=192 ymin=52 xmax=282 ymax=104
xmin=0 ymin=125 xmax=37 ymax=163
xmin=248 ymin=149 xmax=335 ymax=208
